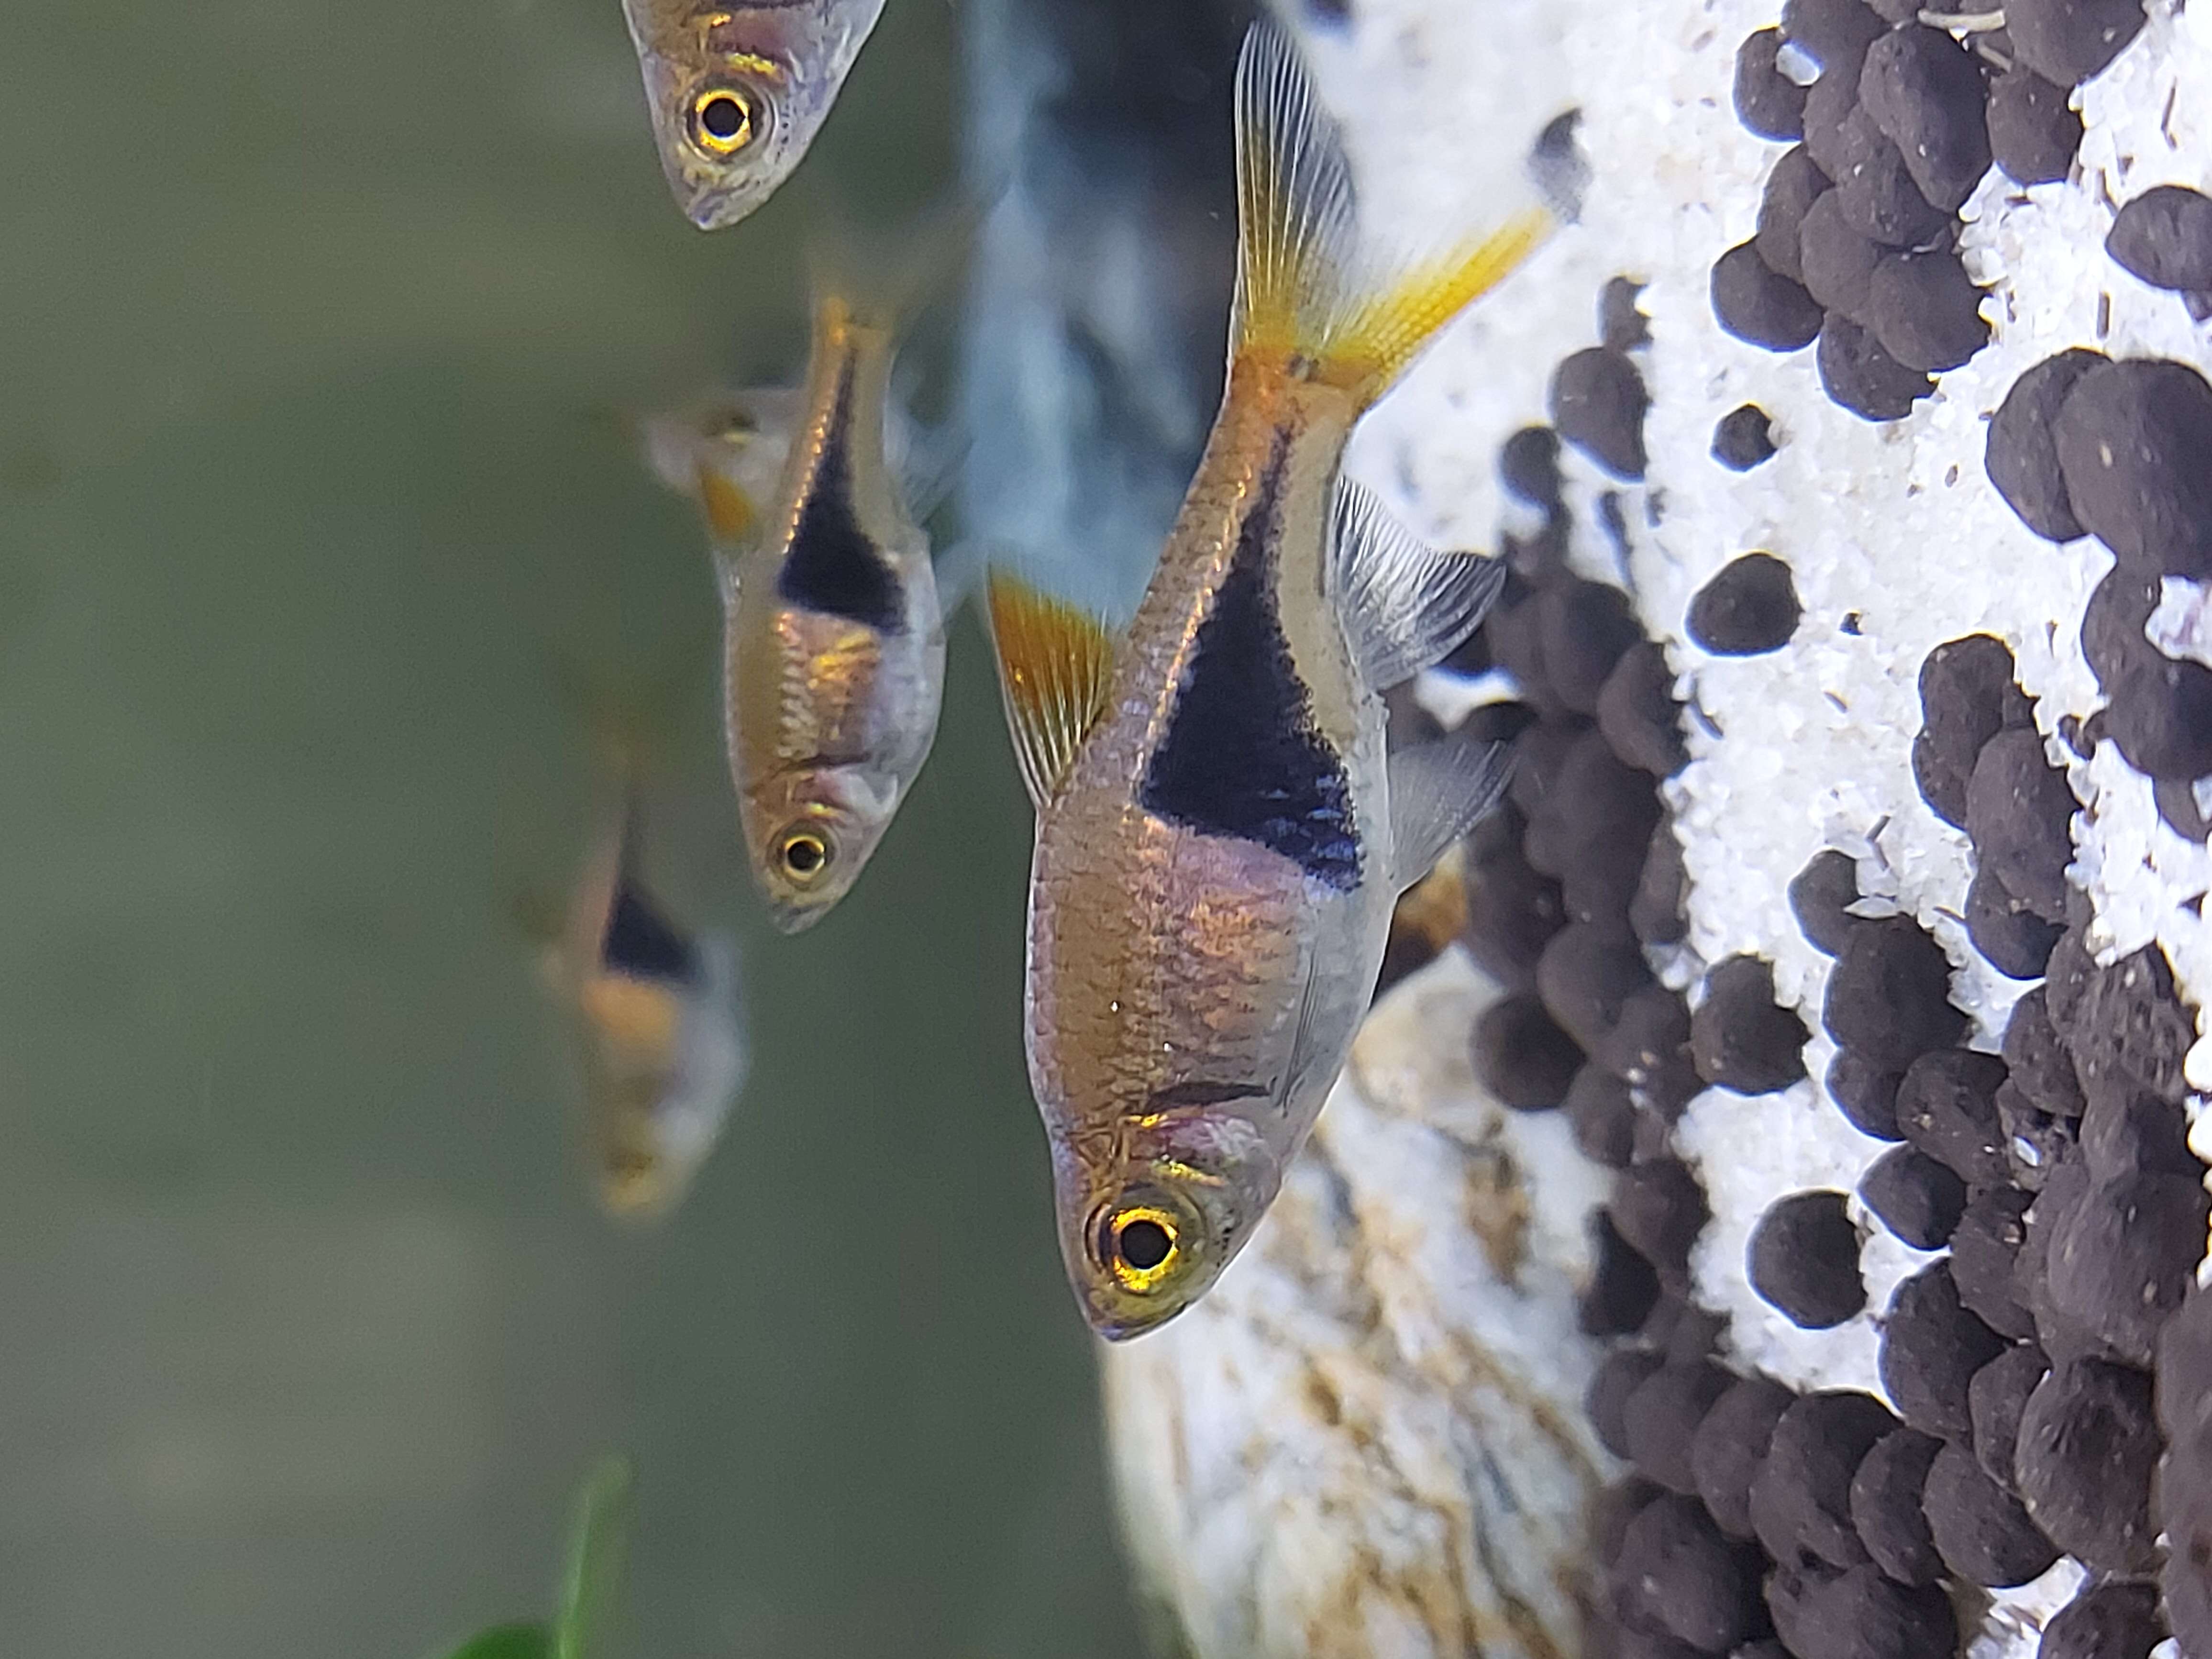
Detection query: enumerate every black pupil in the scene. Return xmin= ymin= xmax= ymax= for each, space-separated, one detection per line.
xmin=701 ymin=95 xmax=745 ymax=139
xmin=785 ymin=838 xmax=823 ymax=874
xmin=1117 ymin=1218 xmax=1173 ymax=1272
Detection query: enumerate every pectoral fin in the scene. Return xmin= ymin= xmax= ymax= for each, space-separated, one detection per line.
xmin=985 ymin=571 xmax=1116 ymax=811
xmin=1334 ymin=477 xmax=1506 ymax=689
xmin=1388 ymin=730 xmax=1514 ymax=893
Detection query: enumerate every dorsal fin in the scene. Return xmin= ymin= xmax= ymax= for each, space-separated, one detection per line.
xmin=985 ymin=572 xmax=1116 ymax=811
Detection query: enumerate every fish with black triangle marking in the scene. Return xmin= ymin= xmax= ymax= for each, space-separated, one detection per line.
xmin=542 ymin=777 xmax=749 ymax=1221
xmin=709 ymin=223 xmax=969 ymax=932
xmin=621 ymin=0 xmax=887 ymax=231
xmin=984 ymin=20 xmax=1545 ymax=1339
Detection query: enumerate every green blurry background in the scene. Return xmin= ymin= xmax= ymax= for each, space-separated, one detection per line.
xmin=0 ymin=0 xmax=1141 ymax=1652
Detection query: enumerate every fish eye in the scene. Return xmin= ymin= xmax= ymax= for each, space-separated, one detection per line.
xmin=778 ymin=829 xmax=830 ymax=881
xmin=1100 ymin=1204 xmax=1182 ymax=1291
xmin=691 ymin=88 xmax=754 ymax=155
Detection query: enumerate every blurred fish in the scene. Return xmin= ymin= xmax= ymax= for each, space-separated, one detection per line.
xmin=713 ymin=253 xmax=962 ymax=932
xmin=985 ymin=21 xmax=1543 ymax=1338
xmin=640 ymin=385 xmax=806 ymax=551
xmin=620 ymin=0 xmax=887 ymax=230
xmin=542 ymin=784 xmax=747 ymax=1219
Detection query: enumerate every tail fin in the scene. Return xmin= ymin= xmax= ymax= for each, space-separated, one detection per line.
xmin=806 ymin=189 xmax=987 ymax=339
xmin=1233 ymin=20 xmax=1549 ymax=405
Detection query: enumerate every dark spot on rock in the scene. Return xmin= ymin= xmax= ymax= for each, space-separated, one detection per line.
xmin=1460 ymin=804 xmax=1567 ymax=992
xmin=1527 ymin=731 xmax=1664 ymax=922
xmin=1799 ymin=1566 xmax=1957 ymax=1659
xmin=2079 ymin=1079 xmax=2196 ymax=1181
xmin=1538 ymin=921 xmax=1657 ymax=1058
xmin=2110 ymin=184 xmax=2212 ymax=298
xmin=1922 ymin=1438 xmax=2060 ymax=1587
xmin=1896 ymin=1047 xmax=2011 ymax=1190
xmin=1687 ymin=553 xmax=1803 ymax=656
xmin=1692 ymin=954 xmax=1810 ymax=1093
xmin=1825 ymin=1047 xmax=1906 ymax=1141
xmin=2068 ymin=943 xmax=2195 ymax=1104
xmin=1913 ymin=631 xmax=2033 ymax=827
xmin=1950 ymin=1185 xmax=2038 ymax=1340
xmin=1758 ymin=147 xmax=1833 ymax=285
xmin=1613 ymin=1493 xmax=1768 ymax=1654
xmin=1847 ymin=1428 xmax=1946 ymax=1586
xmin=2003 ymin=0 xmax=2147 ymax=90
xmin=1865 ymin=247 xmax=1991 ymax=373
xmin=1589 ymin=1345 xmax=1667 ymax=1458
xmin=1737 ymin=26 xmax=1812 ymax=141
xmin=1499 ymin=425 xmax=1564 ymax=510
xmin=1713 ymin=242 xmax=1826 ymax=352
xmin=1858 ymin=1145 xmax=1967 ymax=1250
xmin=2046 ymin=1169 xmax=2208 ymax=1367
xmin=1471 ymin=992 xmax=1585 ymax=1111
xmin=1830 ymin=106 xmax=1952 ymax=246
xmin=1540 ymin=579 xmax=1645 ymax=716
xmin=1597 ymin=982 xmax=1696 ymax=1095
xmin=1601 ymin=276 xmax=1653 ymax=352
xmin=1749 ymin=1389 xmax=1900 ymax=1568
xmin=1566 ymin=1063 xmax=1638 ymax=1168
xmin=1822 ymin=916 xmax=1963 ymax=1074
xmin=1747 ymin=1189 xmax=1865 ymax=1328
xmin=1631 ymin=819 xmax=1690 ymax=947
xmin=1597 ymin=641 xmax=1688 ymax=777
xmin=2014 ymin=1358 xmax=2162 ymax=1571
xmin=1967 ymin=727 xmax=2076 ymax=921
xmin=1712 ymin=403 xmax=1778 ymax=470
xmin=1987 ymin=66 xmax=2081 ymax=187
xmin=1611 ymin=1159 xmax=1712 ymax=1294
xmin=1790 ymin=850 xmax=1861 ymax=957
xmin=1692 ymin=1374 xmax=1797 ymax=1540
xmin=1625 ymin=1360 xmax=1736 ymax=1495
xmin=2154 ymin=775 xmax=2212 ymax=841
xmin=2053 ymin=356 xmax=2212 ymax=580
xmin=1967 ymin=1341 xmax=2048 ymax=1491
xmin=1858 ymin=25 xmax=1992 ymax=214
xmin=1817 ymin=312 xmax=1934 ymax=421
xmin=2103 ymin=652 xmax=2212 ymax=781
xmin=1551 ymin=347 xmax=1650 ymax=481
xmin=1879 ymin=1261 xmax=2008 ymax=1441
xmin=1987 ymin=347 xmax=2105 ymax=542
xmin=1965 ymin=865 xmax=2064 ymax=980
xmin=1799 ymin=189 xmax=1886 ymax=321
xmin=1780 ymin=0 xmax=1888 ymax=74
xmin=2036 ymin=1582 xmax=2168 ymax=1659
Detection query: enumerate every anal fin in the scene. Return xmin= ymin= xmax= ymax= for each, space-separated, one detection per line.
xmin=985 ymin=572 xmax=1117 ymax=811
xmin=1388 ymin=730 xmax=1514 ymax=893
xmin=1334 ymin=477 xmax=1506 ymax=689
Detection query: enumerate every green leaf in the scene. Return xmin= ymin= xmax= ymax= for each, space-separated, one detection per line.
xmin=430 ymin=1622 xmax=551 ymax=1659
xmin=553 ymin=1455 xmax=635 ymax=1659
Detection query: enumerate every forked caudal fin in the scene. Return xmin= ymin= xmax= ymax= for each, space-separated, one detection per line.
xmin=985 ymin=571 xmax=1117 ymax=812
xmin=1234 ymin=19 xmax=1550 ymax=405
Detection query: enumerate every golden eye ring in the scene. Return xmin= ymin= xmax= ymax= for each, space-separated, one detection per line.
xmin=778 ymin=829 xmax=830 ymax=882
xmin=1102 ymin=1205 xmax=1182 ymax=1292
xmin=691 ymin=88 xmax=754 ymax=155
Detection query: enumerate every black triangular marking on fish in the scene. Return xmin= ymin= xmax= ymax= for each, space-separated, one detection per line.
xmin=602 ymin=878 xmax=699 ymax=983
xmin=776 ymin=354 xmax=902 ymax=632
xmin=1139 ymin=434 xmax=1360 ymax=889
xmin=1147 ymin=1079 xmax=1272 ymax=1112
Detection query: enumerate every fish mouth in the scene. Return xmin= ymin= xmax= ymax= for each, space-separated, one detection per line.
xmin=763 ymin=896 xmax=830 ymax=935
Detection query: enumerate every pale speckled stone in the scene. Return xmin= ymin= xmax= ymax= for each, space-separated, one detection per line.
xmin=1105 ymin=952 xmax=1613 ymax=1659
